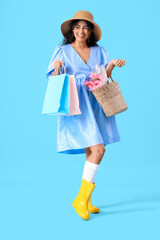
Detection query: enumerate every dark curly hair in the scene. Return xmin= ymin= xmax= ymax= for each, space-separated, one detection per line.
xmin=61 ymin=19 xmax=98 ymax=47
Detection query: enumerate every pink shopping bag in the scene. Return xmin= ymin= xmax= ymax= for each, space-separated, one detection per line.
xmin=65 ymin=75 xmax=81 ymax=116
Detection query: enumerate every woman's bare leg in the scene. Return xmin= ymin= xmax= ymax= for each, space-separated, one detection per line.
xmin=84 ymin=144 xmax=105 ymax=184
xmin=85 ymin=144 xmax=105 ymax=165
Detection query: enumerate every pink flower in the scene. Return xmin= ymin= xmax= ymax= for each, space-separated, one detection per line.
xmin=84 ymin=81 xmax=91 ymax=86
xmin=84 ymin=77 xmax=104 ymax=91
xmin=90 ymin=73 xmax=103 ymax=81
xmin=90 ymin=81 xmax=95 ymax=87
xmin=94 ymin=80 xmax=100 ymax=85
xmin=90 ymin=73 xmax=99 ymax=79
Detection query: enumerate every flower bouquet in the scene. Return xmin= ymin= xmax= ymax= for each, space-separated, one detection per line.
xmin=84 ymin=65 xmax=128 ymax=117
xmin=84 ymin=65 xmax=110 ymax=91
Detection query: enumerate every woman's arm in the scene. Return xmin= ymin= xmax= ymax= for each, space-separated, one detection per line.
xmin=106 ymin=59 xmax=125 ymax=78
xmin=106 ymin=61 xmax=115 ymax=78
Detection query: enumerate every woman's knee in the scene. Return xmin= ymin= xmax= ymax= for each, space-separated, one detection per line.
xmin=90 ymin=144 xmax=105 ymax=157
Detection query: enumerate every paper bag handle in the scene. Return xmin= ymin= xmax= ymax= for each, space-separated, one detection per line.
xmin=56 ymin=64 xmax=66 ymax=75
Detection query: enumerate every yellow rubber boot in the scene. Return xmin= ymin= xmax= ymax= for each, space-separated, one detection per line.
xmin=88 ymin=195 xmax=100 ymax=213
xmin=72 ymin=179 xmax=96 ymax=220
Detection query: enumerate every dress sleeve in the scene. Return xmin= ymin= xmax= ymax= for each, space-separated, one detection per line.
xmin=100 ymin=46 xmax=109 ymax=68
xmin=46 ymin=46 xmax=64 ymax=78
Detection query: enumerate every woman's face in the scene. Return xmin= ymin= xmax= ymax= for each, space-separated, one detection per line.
xmin=72 ymin=20 xmax=92 ymax=43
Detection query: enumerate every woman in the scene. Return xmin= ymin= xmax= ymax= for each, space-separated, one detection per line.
xmin=46 ymin=10 xmax=125 ymax=220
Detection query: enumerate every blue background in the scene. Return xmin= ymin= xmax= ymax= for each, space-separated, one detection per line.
xmin=1 ymin=0 xmax=160 ymax=239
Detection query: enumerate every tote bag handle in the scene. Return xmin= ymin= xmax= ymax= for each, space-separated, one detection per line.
xmin=109 ymin=74 xmax=114 ymax=83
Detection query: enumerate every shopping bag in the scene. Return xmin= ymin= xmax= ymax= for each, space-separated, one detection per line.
xmin=41 ymin=70 xmax=70 ymax=115
xmin=65 ymin=75 xmax=81 ymax=116
xmin=41 ymin=65 xmax=81 ymax=116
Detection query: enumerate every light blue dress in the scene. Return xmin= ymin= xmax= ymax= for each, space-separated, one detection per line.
xmin=46 ymin=43 xmax=120 ymax=154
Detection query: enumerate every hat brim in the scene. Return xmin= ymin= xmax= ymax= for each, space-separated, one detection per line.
xmin=61 ymin=17 xmax=102 ymax=42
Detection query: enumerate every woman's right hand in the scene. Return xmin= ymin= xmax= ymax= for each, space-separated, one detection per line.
xmin=51 ymin=59 xmax=64 ymax=76
xmin=54 ymin=59 xmax=64 ymax=70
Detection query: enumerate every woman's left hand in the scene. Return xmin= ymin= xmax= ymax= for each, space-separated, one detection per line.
xmin=111 ymin=59 xmax=125 ymax=67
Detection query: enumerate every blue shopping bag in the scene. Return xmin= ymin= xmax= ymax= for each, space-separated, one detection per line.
xmin=41 ymin=72 xmax=70 ymax=115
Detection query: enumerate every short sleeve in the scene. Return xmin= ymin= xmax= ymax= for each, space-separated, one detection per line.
xmin=46 ymin=46 xmax=64 ymax=78
xmin=100 ymin=46 xmax=109 ymax=68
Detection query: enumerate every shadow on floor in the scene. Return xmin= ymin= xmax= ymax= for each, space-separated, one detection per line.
xmin=89 ymin=192 xmax=160 ymax=220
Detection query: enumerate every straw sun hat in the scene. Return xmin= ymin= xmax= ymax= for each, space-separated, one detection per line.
xmin=61 ymin=10 xmax=102 ymax=42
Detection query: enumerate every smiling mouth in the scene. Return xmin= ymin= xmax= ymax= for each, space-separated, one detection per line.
xmin=77 ymin=34 xmax=85 ymax=38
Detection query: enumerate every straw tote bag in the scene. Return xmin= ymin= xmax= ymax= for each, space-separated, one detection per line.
xmin=91 ymin=75 xmax=128 ymax=117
